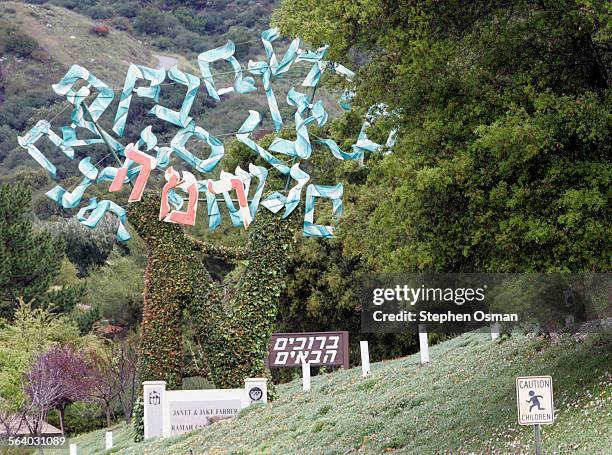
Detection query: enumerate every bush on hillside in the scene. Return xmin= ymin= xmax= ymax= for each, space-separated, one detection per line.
xmin=110 ymin=16 xmax=131 ymax=32
xmin=6 ymin=32 xmax=38 ymax=57
xmin=134 ymin=7 xmax=167 ymax=35
xmin=86 ymin=5 xmax=113 ymax=20
xmin=114 ymin=2 xmax=140 ymax=19
xmin=49 ymin=0 xmax=79 ymax=10
xmin=155 ymin=36 xmax=173 ymax=51
xmin=47 ymin=402 xmax=107 ymax=436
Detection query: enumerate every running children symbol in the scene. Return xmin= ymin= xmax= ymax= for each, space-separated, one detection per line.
xmin=527 ymin=390 xmax=545 ymax=412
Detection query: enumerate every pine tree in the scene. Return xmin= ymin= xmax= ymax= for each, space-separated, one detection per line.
xmin=0 ymin=184 xmax=82 ymax=317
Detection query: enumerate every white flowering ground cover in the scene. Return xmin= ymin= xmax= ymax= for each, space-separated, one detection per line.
xmin=59 ymin=331 xmax=611 ymax=454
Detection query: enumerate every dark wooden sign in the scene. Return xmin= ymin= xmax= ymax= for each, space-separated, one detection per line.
xmin=267 ymin=331 xmax=349 ymax=369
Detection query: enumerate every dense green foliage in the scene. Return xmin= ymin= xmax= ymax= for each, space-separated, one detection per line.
xmin=277 ymin=235 xmax=418 ymax=370
xmin=274 ymin=0 xmax=611 ymax=273
xmin=0 ymin=184 xmax=83 ymax=317
xmin=82 ymin=252 xmax=145 ymax=329
xmin=47 ymin=401 xmax=108 ymax=436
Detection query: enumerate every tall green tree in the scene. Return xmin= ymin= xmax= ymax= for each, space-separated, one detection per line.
xmin=0 ymin=184 xmax=82 ymax=317
xmin=274 ymin=0 xmax=611 ymax=273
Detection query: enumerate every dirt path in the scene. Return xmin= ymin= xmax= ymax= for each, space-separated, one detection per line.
xmin=154 ymin=54 xmax=179 ymax=70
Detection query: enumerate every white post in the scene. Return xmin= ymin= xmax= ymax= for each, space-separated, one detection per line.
xmin=419 ymin=324 xmax=430 ymax=364
xmin=105 ymin=431 xmax=113 ymax=450
xmin=565 ymin=314 xmax=575 ymax=327
xmin=302 ymin=362 xmax=311 ymax=392
xmin=491 ymin=322 xmax=500 ymax=341
xmin=245 ymin=377 xmax=268 ymax=404
xmin=143 ymin=380 xmax=166 ymax=440
xmin=360 ymin=340 xmax=371 ymax=377
xmin=69 ymin=443 xmax=77 ymax=455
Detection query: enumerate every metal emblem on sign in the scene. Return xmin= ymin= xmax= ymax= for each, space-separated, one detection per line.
xmin=249 ymin=387 xmax=263 ymax=401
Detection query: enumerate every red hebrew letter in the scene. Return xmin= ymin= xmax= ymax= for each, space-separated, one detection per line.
xmin=206 ymin=177 xmax=252 ymax=228
xmin=159 ymin=167 xmax=199 ymax=226
xmin=109 ymin=143 xmax=157 ymax=202
xmin=159 ymin=167 xmax=181 ymax=220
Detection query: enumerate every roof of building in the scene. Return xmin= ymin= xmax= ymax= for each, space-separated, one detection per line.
xmin=0 ymin=413 xmax=62 ymax=436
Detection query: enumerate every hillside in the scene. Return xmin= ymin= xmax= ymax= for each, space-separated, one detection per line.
xmin=0 ymin=1 xmax=157 ymax=89
xmin=58 ymin=332 xmax=611 ymax=454
xmin=0 ymin=1 xmax=159 ymax=172
xmin=0 ymin=0 xmax=341 ymax=175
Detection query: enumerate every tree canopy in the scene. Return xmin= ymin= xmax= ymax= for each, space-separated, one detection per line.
xmin=273 ymin=0 xmax=611 ymax=273
xmin=0 ymin=184 xmax=83 ymax=317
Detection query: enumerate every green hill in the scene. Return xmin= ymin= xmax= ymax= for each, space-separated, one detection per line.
xmin=0 ymin=1 xmax=160 ymax=171
xmin=58 ymin=331 xmax=611 ymax=454
xmin=0 ymin=0 xmax=341 ymax=174
xmin=0 ymin=1 xmax=158 ymax=90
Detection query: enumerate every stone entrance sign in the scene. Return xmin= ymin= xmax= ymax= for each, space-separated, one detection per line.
xmin=166 ymin=394 xmax=242 ymax=436
xmin=143 ymin=377 xmax=267 ymax=439
xmin=143 ymin=381 xmax=166 ymax=439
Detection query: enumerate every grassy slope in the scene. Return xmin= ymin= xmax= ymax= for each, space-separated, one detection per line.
xmin=57 ymin=332 xmax=611 ymax=454
xmin=1 ymin=1 xmax=156 ymax=89
xmin=1 ymin=1 xmax=342 ymax=141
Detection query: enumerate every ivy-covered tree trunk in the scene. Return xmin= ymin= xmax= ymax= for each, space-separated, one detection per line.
xmin=127 ymin=191 xmax=297 ymax=390
xmin=188 ymin=205 xmax=298 ymax=388
xmin=128 ymin=194 xmax=198 ymax=390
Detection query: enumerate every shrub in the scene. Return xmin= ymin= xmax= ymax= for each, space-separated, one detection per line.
xmin=0 ymin=168 xmax=50 ymax=190
xmin=114 ymin=3 xmax=140 ymax=19
xmin=110 ymin=16 xmax=132 ymax=32
xmin=31 ymin=195 xmax=72 ymax=220
xmin=6 ymin=32 xmax=38 ymax=57
xmin=155 ymin=36 xmax=173 ymax=50
xmin=30 ymin=47 xmax=51 ymax=63
xmin=51 ymin=0 xmax=79 ymax=9
xmin=134 ymin=7 xmax=180 ymax=37
xmin=134 ymin=7 xmax=165 ymax=35
xmin=47 ymin=402 xmax=107 ymax=436
xmin=173 ymin=30 xmax=202 ymax=52
xmin=90 ymin=24 xmax=110 ymax=37
xmin=86 ymin=5 xmax=113 ymax=20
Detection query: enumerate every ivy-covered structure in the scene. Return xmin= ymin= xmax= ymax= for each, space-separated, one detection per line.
xmin=127 ymin=191 xmax=297 ymax=390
